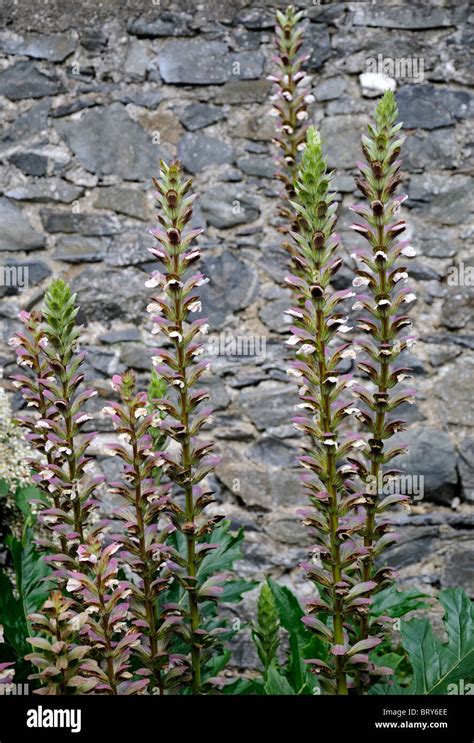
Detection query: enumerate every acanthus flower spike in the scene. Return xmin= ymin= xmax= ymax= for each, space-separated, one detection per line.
xmin=105 ymin=370 xmax=183 ymax=694
xmin=286 ymin=127 xmax=378 ymax=694
xmin=350 ymin=90 xmax=414 ymax=678
xmin=271 ymin=5 xmax=312 ymax=231
xmin=147 ymin=159 xmax=225 ymax=695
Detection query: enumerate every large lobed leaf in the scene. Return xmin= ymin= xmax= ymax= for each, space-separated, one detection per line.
xmin=373 ymin=588 xmax=474 ymax=695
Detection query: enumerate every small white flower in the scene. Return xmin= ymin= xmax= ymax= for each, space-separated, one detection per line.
xmin=147 ymin=302 xmax=161 ymax=314
xmin=196 ymin=277 xmax=209 ymax=287
xmin=43 ymin=515 xmax=58 ymax=525
xmin=169 ymin=330 xmax=183 ymax=342
xmin=352 ymin=439 xmax=366 ymax=449
xmin=172 ymin=379 xmax=185 ymax=389
xmin=135 ymin=407 xmax=147 ymax=418
xmin=269 ymin=108 xmax=280 ymax=117
xmin=337 ymin=325 xmax=352 ymax=333
xmin=8 ymin=336 xmax=21 ymax=348
xmin=401 ymin=245 xmax=416 ymax=257
xmin=287 ymin=368 xmax=303 ymax=378
xmin=377 ymin=298 xmax=391 ymax=306
xmin=286 ymin=335 xmax=301 ymax=346
xmin=323 ymin=438 xmax=337 ymax=448
xmin=188 ymin=300 xmax=202 ymax=313
xmin=328 ymin=316 xmax=348 ymax=327
xmin=340 ymin=348 xmax=357 ymax=359
xmin=285 ymin=308 xmax=304 ymax=319
xmin=36 ymin=420 xmax=50 ymax=429
xmin=304 ymin=94 xmax=315 ymax=104
xmin=352 ymin=301 xmax=364 ymax=311
xmin=185 ymin=250 xmax=200 ymax=262
xmin=296 ymin=110 xmax=309 ymax=121
xmin=38 ymin=336 xmax=48 ymax=349
xmin=296 ymin=142 xmax=307 ymax=151
xmin=39 ymin=468 xmax=54 ymax=480
xmin=145 ymin=274 xmax=162 ymax=288
xmin=353 ymin=276 xmax=370 ymax=287
xmin=406 ymin=337 xmax=417 ymax=348
xmin=374 ymin=250 xmax=387 ymax=260
xmin=76 ymin=414 xmax=93 ymax=424
xmin=299 ymin=344 xmax=316 ymax=354
xmin=66 ymin=578 xmax=82 ymax=593
xmin=393 ymin=271 xmax=408 ymax=283
xmin=403 ymin=293 xmax=417 ymax=303
xmin=200 ymin=323 xmax=210 ymax=335
xmin=101 ymin=406 xmax=115 ymax=417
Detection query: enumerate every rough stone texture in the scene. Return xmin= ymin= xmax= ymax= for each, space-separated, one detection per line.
xmin=53 ymin=104 xmax=164 ymax=180
xmin=0 ymin=60 xmax=64 ymax=100
xmin=0 ymin=198 xmax=45 ymax=251
xmin=0 ymin=0 xmax=473 ymax=667
xmin=178 ymin=132 xmax=235 ymax=174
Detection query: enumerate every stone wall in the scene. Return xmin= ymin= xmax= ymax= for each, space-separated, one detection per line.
xmin=1 ymin=0 xmax=473 ymax=655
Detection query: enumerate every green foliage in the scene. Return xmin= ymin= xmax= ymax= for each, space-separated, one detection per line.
xmin=252 ymin=581 xmax=280 ymax=674
xmin=162 ymin=520 xmax=255 ymax=690
xmin=372 ymin=588 xmax=474 ymax=695
xmin=42 ymin=278 xmax=80 ymax=363
xmin=371 ymin=584 xmax=429 ymax=618
xmin=264 ymin=665 xmax=295 ymax=695
xmin=0 ymin=526 xmax=52 ymax=683
xmin=249 ymin=579 xmax=325 ymax=695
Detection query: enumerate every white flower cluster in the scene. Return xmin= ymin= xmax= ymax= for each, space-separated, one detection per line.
xmin=0 ymin=385 xmax=33 ymax=490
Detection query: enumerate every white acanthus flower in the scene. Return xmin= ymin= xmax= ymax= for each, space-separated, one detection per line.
xmin=393 ymin=271 xmax=408 ymax=283
xmin=188 ymin=300 xmax=202 ymax=313
xmin=147 ymin=302 xmax=161 ymax=314
xmin=340 ymin=348 xmax=357 ymax=359
xmin=299 ymin=344 xmax=316 ymax=355
xmin=145 ymin=273 xmax=162 ymax=288
xmin=353 ymin=276 xmax=371 ymax=287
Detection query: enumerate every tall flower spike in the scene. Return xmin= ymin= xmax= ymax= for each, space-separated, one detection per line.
xmin=105 ymin=370 xmax=183 ymax=694
xmin=10 ymin=309 xmax=69 ymax=555
xmin=30 ymin=280 xmax=101 ymax=550
xmin=63 ymin=541 xmax=148 ymax=695
xmin=25 ymin=591 xmax=99 ymax=695
xmin=270 ymin=5 xmax=312 ymax=229
xmin=147 ymin=160 xmax=224 ymax=695
xmin=287 ymin=127 xmax=381 ymax=694
xmin=350 ymin=91 xmax=414 ymax=670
